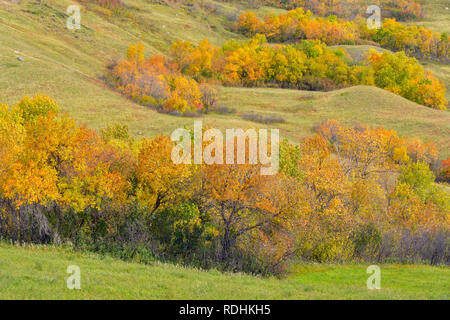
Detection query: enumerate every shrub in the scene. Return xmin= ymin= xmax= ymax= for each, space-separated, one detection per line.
xmin=215 ymin=105 xmax=236 ymax=114
xmin=437 ymin=157 xmax=450 ymax=183
xmin=150 ymin=203 xmax=217 ymax=257
xmin=351 ymin=223 xmax=382 ymax=261
xmin=199 ymin=84 xmax=219 ymax=112
xmin=241 ymin=112 xmax=286 ymax=124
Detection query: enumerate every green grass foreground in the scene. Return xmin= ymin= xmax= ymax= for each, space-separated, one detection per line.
xmin=0 ymin=243 xmax=448 ymax=300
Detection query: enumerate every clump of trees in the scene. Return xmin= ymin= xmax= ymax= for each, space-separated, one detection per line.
xmin=108 ymin=19 xmax=447 ymax=111
xmin=215 ymin=36 xmax=374 ymax=90
xmin=230 ymin=0 xmax=422 ymax=20
xmin=360 ymin=18 xmax=449 ymax=63
xmin=0 ymin=95 xmax=130 ymax=243
xmin=108 ymin=43 xmax=218 ymax=114
xmin=368 ymin=50 xmax=447 ymax=110
xmin=380 ymin=0 xmax=423 ymax=20
xmin=172 ymin=35 xmax=370 ymax=89
xmin=164 ymin=36 xmax=447 ymax=109
xmin=109 ymin=39 xmax=446 ymax=111
xmin=236 ymin=9 xmax=449 ymax=63
xmin=1 ymin=96 xmax=448 ymax=274
xmin=438 ymin=157 xmax=450 ymax=183
xmin=236 ymin=9 xmax=359 ymax=45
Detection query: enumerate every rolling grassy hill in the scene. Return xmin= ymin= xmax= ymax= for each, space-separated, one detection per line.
xmin=0 ymin=243 xmax=449 ymax=299
xmin=1 ymin=1 xmax=449 ymax=157
xmin=219 ymin=86 xmax=450 ymax=155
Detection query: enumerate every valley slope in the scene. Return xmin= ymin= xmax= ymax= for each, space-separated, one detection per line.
xmin=0 ymin=0 xmax=448 ymax=156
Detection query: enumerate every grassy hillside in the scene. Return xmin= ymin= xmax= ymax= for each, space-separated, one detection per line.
xmin=0 ymin=0 xmax=448 ymax=158
xmin=0 ymin=243 xmax=448 ymax=299
xmin=407 ymin=0 xmax=450 ymax=34
xmin=219 ymin=86 xmax=450 ymax=155
xmin=0 ymin=0 xmax=241 ymax=121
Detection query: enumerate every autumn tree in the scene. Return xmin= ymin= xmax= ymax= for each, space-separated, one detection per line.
xmin=438 ymin=157 xmax=450 ymax=182
xmin=110 ymin=43 xmax=219 ymax=114
xmin=0 ymin=95 xmax=129 ymax=243
xmin=135 ymin=135 xmax=193 ymax=215
xmin=195 ymin=134 xmax=304 ymax=264
xmin=367 ymin=50 xmax=447 ymax=110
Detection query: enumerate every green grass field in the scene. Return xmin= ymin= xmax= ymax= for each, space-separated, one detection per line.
xmin=0 ymin=243 xmax=448 ymax=300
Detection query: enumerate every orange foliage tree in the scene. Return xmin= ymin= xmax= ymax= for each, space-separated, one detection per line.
xmin=367 ymin=50 xmax=447 ymax=110
xmin=110 ymin=43 xmax=218 ymax=113
xmin=236 ymin=8 xmax=358 ymax=45
xmin=0 ymin=95 xmax=129 ymax=242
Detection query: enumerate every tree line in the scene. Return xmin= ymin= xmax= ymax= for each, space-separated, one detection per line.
xmin=109 ymin=37 xmax=447 ymax=111
xmin=222 ymin=0 xmax=422 ymax=20
xmin=0 ymin=96 xmax=448 ymax=274
xmin=236 ymin=8 xmax=449 ymax=63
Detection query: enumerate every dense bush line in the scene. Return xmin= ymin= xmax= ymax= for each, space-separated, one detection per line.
xmin=236 ymin=8 xmax=359 ymax=45
xmin=361 ymin=18 xmax=450 ymax=63
xmin=225 ymin=0 xmax=422 ymax=20
xmin=109 ymin=38 xmax=446 ymax=111
xmin=235 ymin=8 xmax=449 ymax=63
xmin=0 ymin=96 xmax=448 ymax=274
xmin=164 ymin=36 xmax=446 ymax=109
